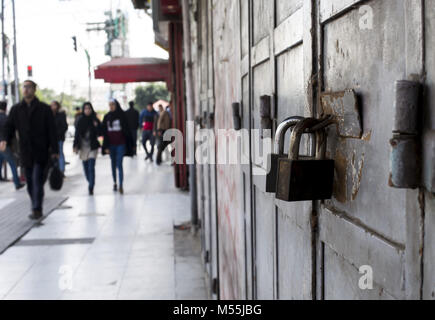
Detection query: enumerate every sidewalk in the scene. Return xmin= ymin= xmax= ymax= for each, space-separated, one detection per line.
xmin=0 ymin=140 xmax=207 ymax=300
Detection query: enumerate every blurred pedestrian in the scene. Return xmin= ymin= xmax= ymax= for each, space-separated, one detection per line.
xmin=155 ymin=104 xmax=172 ymax=166
xmin=74 ymin=106 xmax=82 ymax=129
xmin=0 ymin=80 xmax=59 ymax=220
xmin=125 ymin=100 xmax=139 ymax=155
xmin=0 ymin=101 xmax=25 ymax=190
xmin=51 ymin=101 xmax=68 ymax=174
xmin=139 ymin=102 xmax=158 ymax=161
xmin=166 ymin=103 xmax=172 ymax=121
xmin=102 ymin=99 xmax=134 ymax=195
xmin=73 ymin=102 xmax=101 ymax=196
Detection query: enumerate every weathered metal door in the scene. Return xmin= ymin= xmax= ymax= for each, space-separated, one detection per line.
xmin=241 ymin=0 xmax=316 ymax=299
xmin=241 ymin=0 xmax=432 ymax=300
xmin=316 ymin=0 xmax=427 ymax=299
xmin=197 ymin=0 xmax=219 ymax=299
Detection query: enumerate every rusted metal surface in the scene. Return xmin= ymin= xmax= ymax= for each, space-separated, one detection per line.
xmin=320 ymin=89 xmax=362 ymax=139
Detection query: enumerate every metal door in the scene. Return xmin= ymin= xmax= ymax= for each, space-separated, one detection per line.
xmin=241 ymin=0 xmax=431 ymax=300
xmin=241 ymin=0 xmax=316 ymax=300
xmin=197 ymin=0 xmax=219 ymax=299
xmin=316 ymin=0 xmax=426 ymax=299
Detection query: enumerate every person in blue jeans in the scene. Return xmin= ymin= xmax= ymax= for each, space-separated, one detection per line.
xmin=102 ymin=99 xmax=134 ymax=195
xmin=0 ymin=101 xmax=24 ymax=190
xmin=0 ymin=149 xmax=24 ymax=190
xmin=51 ymin=101 xmax=68 ymax=174
xmin=73 ymin=102 xmax=101 ymax=195
xmin=139 ymin=102 xmax=158 ymax=161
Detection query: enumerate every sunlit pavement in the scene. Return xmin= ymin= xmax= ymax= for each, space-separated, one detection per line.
xmin=0 ymin=140 xmax=207 ymax=300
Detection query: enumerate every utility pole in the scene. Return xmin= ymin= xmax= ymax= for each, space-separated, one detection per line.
xmin=85 ymin=49 xmax=91 ymax=101
xmin=71 ymin=36 xmax=92 ymax=101
xmin=86 ymin=9 xmax=129 ymax=101
xmin=11 ymin=0 xmax=19 ymax=103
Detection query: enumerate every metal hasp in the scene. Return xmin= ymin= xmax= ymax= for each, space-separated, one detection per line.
xmin=275 ymin=118 xmax=335 ymax=202
xmin=320 ymin=89 xmax=362 ymax=139
xmin=266 ymin=116 xmax=303 ymax=193
xmin=389 ymin=80 xmax=422 ymax=189
xmin=232 ymin=102 xmax=242 ymax=131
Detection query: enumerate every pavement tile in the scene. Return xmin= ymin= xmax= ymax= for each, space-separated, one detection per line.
xmin=0 ymin=143 xmax=207 ymax=300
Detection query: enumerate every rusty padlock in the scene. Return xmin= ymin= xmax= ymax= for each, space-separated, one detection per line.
xmin=276 ymin=118 xmax=335 ymax=202
xmin=266 ymin=116 xmax=303 ymax=193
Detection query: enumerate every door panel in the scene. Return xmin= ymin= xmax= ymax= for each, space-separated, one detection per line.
xmin=319 ymin=0 xmax=409 ymax=299
xmin=276 ymin=0 xmax=303 ymax=25
xmin=241 ymin=0 xmax=250 ymax=58
xmin=248 ymin=1 xmax=315 ymax=300
xmin=254 ymin=187 xmax=275 ymax=299
xmin=324 ymin=246 xmax=395 ymax=300
xmin=277 ymin=205 xmax=312 ymax=299
xmin=253 ymin=0 xmax=273 ymax=45
xmin=276 ymin=45 xmax=305 ymax=153
xmin=252 ymin=61 xmax=273 ymax=169
xmin=250 ymin=2 xmax=276 ymax=298
xmin=322 ymin=0 xmax=407 ymax=243
xmin=274 ymin=5 xmax=315 ymax=299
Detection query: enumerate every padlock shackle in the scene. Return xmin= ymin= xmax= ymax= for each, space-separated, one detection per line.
xmin=308 ymin=115 xmax=335 ymax=133
xmin=274 ymin=116 xmax=304 ymax=154
xmin=289 ymin=118 xmax=321 ymax=160
xmin=315 ymin=129 xmax=327 ymax=160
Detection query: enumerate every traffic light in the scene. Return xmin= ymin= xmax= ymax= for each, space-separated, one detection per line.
xmin=72 ymin=36 xmax=77 ymax=52
xmin=27 ymin=65 xmax=32 ymax=77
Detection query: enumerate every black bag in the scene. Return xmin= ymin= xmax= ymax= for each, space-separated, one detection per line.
xmin=49 ymin=160 xmax=64 ymax=191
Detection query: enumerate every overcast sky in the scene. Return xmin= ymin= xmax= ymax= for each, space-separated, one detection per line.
xmin=2 ymin=0 xmax=167 ymax=94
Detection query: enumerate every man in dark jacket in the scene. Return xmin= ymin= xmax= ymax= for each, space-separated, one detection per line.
xmin=125 ymin=101 xmax=139 ymax=154
xmin=0 ymin=80 xmax=59 ymax=220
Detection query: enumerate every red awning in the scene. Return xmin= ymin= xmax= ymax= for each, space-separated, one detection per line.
xmin=94 ymin=57 xmax=169 ymax=84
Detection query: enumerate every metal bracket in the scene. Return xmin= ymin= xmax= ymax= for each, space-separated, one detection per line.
xmin=320 ymin=89 xmax=362 ymax=139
